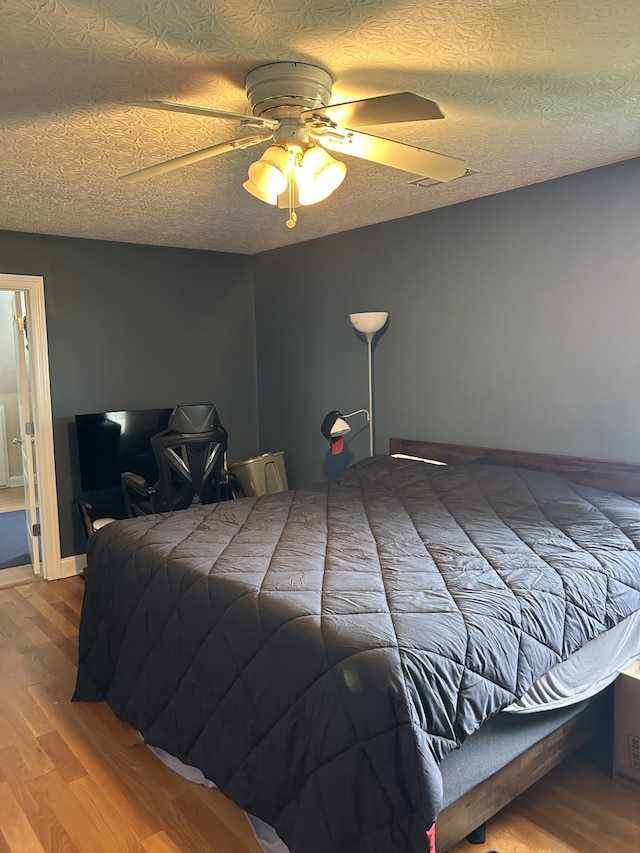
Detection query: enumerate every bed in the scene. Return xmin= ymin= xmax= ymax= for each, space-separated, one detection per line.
xmin=73 ymin=439 xmax=640 ymax=853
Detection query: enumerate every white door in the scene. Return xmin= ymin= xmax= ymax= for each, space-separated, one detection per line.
xmin=12 ymin=292 xmax=40 ymax=575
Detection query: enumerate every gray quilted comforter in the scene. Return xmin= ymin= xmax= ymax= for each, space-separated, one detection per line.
xmin=74 ymin=456 xmax=640 ymax=853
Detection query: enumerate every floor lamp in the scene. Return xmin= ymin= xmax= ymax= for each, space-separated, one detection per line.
xmin=349 ymin=312 xmax=388 ymax=456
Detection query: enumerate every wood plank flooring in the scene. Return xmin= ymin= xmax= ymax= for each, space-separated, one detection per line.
xmin=0 ymin=485 xmax=27 ymax=512
xmin=0 ymin=577 xmax=261 ymax=853
xmin=0 ymin=576 xmax=638 ymax=853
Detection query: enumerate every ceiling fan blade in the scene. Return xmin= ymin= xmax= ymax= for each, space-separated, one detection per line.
xmin=130 ymin=100 xmax=278 ymax=129
xmin=303 ymin=92 xmax=444 ymax=128
xmin=315 ymin=129 xmax=466 ymax=183
xmin=120 ymin=134 xmax=270 ymax=183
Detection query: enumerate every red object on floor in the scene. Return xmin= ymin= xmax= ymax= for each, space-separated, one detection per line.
xmin=426 ymin=824 xmax=436 ymax=852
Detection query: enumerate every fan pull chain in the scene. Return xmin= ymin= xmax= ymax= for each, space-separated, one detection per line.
xmin=286 ymin=152 xmax=298 ymax=228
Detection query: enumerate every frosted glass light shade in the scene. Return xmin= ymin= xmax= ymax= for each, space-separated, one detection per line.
xmin=297 ymin=147 xmax=346 ymax=205
xmin=243 ymin=178 xmax=278 ymax=205
xmin=350 ymin=312 xmax=388 ymax=337
xmin=244 ymin=146 xmax=290 ymax=204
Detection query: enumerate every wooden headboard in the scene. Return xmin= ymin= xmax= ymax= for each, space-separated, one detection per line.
xmin=389 ymin=438 xmax=640 ymax=496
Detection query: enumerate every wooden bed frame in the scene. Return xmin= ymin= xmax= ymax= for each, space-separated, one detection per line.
xmin=390 ymin=438 xmax=640 ymax=495
xmin=389 ymin=438 xmax=640 ymax=852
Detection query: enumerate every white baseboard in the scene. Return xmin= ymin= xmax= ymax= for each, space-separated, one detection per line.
xmin=58 ymin=553 xmax=87 ymax=578
xmin=0 ymin=563 xmax=36 ymax=589
xmin=8 ymin=475 xmax=24 ymax=487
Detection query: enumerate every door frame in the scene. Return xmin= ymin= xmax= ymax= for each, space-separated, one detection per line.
xmin=0 ymin=273 xmax=61 ymax=580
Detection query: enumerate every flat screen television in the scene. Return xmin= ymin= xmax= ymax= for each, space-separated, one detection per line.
xmin=75 ymin=407 xmax=173 ymax=493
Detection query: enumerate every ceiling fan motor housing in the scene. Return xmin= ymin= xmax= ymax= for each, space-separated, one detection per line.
xmin=246 ymin=62 xmax=333 ymax=122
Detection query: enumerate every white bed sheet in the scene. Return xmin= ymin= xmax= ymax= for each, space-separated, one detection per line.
xmin=505 ymin=608 xmax=640 ymax=713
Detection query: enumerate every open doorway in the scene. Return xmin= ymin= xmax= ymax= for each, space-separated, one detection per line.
xmin=0 ymin=274 xmax=61 ymax=582
xmin=0 ymin=290 xmax=33 ymax=581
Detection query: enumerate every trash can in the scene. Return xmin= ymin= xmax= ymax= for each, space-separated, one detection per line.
xmin=228 ymin=451 xmax=289 ymax=497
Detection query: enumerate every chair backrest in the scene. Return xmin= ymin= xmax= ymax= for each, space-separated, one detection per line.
xmin=150 ymin=404 xmax=228 ymax=512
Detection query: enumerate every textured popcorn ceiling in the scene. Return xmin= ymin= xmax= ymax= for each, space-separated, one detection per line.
xmin=1 ymin=1 xmax=638 ymax=255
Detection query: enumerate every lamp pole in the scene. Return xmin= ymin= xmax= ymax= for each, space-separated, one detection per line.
xmin=365 ymin=333 xmax=375 ymax=456
xmin=349 ymin=312 xmax=389 ymax=457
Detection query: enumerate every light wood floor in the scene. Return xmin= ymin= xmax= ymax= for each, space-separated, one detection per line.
xmin=0 ymin=576 xmax=638 ymax=853
xmin=0 ymin=485 xmax=27 ymax=512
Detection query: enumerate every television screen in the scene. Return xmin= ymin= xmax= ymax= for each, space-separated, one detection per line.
xmin=75 ymin=408 xmax=173 ymax=493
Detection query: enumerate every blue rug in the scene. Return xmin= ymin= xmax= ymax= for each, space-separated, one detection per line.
xmin=0 ymin=509 xmax=31 ymax=569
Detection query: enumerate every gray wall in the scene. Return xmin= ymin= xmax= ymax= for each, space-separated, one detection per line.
xmin=0 ymin=230 xmax=259 ymax=557
xmin=3 ymin=157 xmax=639 ymax=558
xmin=254 ymin=158 xmax=640 ymax=489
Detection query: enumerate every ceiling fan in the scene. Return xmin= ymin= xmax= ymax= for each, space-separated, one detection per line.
xmin=121 ymin=61 xmax=467 ymax=228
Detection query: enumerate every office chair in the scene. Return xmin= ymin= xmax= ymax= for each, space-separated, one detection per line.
xmin=122 ymin=403 xmax=228 ymax=516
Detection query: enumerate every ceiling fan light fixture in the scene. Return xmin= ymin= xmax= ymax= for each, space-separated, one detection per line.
xmin=296 ymin=146 xmax=347 ymax=205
